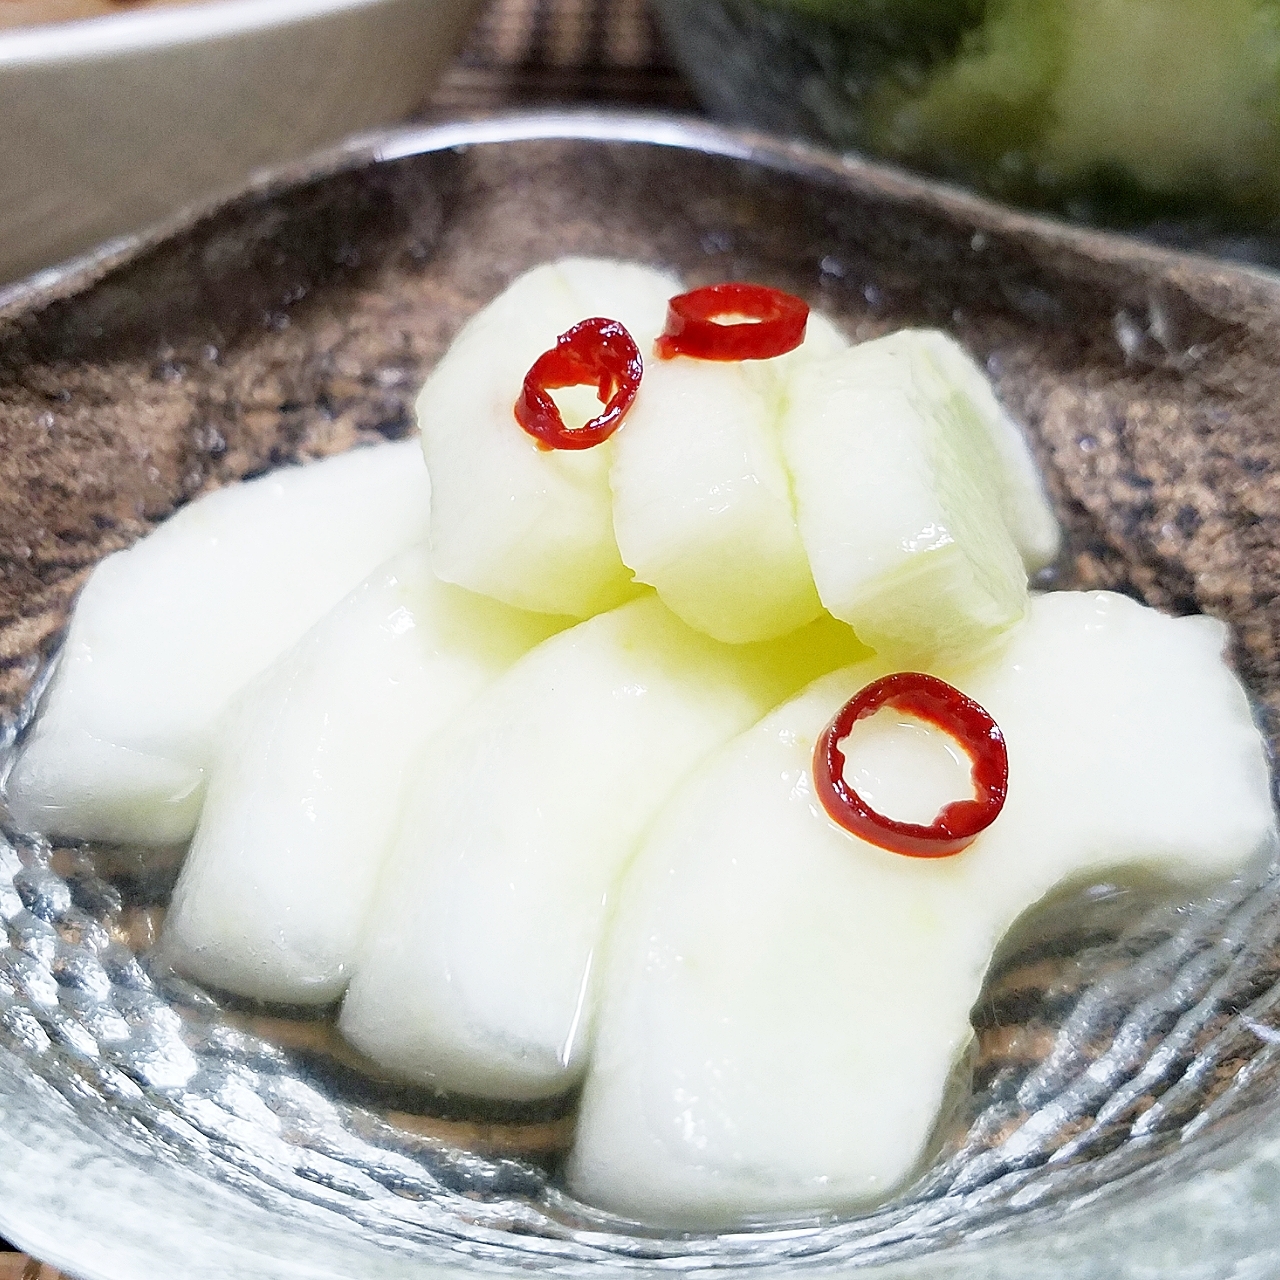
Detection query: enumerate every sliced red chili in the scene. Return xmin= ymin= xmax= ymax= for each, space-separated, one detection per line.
xmin=813 ymin=672 xmax=1008 ymax=859
xmin=514 ymin=317 xmax=642 ymax=451
xmin=654 ymin=283 xmax=809 ymax=362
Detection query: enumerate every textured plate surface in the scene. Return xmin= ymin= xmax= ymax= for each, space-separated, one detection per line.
xmin=3 ymin=114 xmax=1280 ymax=1280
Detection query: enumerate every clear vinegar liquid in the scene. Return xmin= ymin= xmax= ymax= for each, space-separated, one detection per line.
xmin=50 ymin=812 xmax=1266 ymax=1215
xmin=37 ymin=835 xmax=578 ymax=1169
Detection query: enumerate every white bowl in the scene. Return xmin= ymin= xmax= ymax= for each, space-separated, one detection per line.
xmin=0 ymin=0 xmax=482 ymax=285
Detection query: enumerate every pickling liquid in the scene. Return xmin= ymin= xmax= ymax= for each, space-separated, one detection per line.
xmin=43 ymin=829 xmax=1231 ymax=1185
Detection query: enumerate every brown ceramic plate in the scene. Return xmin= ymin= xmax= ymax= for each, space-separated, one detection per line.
xmin=2 ymin=113 xmax=1280 ymax=1280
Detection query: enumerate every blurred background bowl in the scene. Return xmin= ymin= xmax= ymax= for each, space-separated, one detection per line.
xmin=651 ymin=0 xmax=1280 ymax=264
xmin=0 ymin=0 xmax=483 ymax=285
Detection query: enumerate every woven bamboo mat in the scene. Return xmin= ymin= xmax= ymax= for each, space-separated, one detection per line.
xmin=0 ymin=0 xmax=695 ymax=1274
xmin=426 ymin=0 xmax=697 ymax=115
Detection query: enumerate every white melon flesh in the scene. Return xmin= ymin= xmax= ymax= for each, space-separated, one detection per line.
xmin=162 ymin=548 xmax=563 ymax=1005
xmin=567 ymin=591 xmax=1275 ymax=1225
xmin=916 ymin=330 xmax=1061 ymax=572
xmin=418 ymin=258 xmax=680 ymax=618
xmin=4 ymin=442 xmax=431 ymax=846
xmin=610 ymin=313 xmax=847 ymax=643
xmin=782 ymin=329 xmax=1051 ymax=662
xmin=339 ymin=595 xmax=868 ymax=1100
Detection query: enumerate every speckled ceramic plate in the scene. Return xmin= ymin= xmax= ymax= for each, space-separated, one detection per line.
xmin=3 ymin=113 xmax=1280 ymax=1280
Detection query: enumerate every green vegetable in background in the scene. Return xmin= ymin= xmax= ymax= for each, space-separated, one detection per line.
xmin=755 ymin=0 xmax=985 ymax=53
xmin=865 ymin=0 xmax=1066 ymax=193
xmin=748 ymin=0 xmax=1280 ymax=216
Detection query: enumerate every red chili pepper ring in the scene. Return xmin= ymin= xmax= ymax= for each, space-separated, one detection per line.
xmin=655 ymin=282 xmax=809 ymax=362
xmin=515 ymin=316 xmax=643 ymax=451
xmin=813 ymin=672 xmax=1008 ymax=859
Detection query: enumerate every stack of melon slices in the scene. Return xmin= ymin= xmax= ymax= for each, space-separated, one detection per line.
xmin=5 ymin=259 xmax=1275 ymax=1227
xmin=417 ymin=259 xmax=1058 ymax=655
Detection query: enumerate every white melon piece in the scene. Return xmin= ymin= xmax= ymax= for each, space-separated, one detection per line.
xmin=4 ymin=442 xmax=431 ymax=846
xmin=916 ymin=330 xmax=1061 ymax=572
xmin=744 ymin=308 xmax=850 ymax=392
xmin=339 ymin=595 xmax=868 ymax=1099
xmin=610 ymin=313 xmax=847 ymax=644
xmin=610 ymin=360 xmax=819 ymax=644
xmin=162 ymin=548 xmax=563 ymax=1005
xmin=568 ymin=591 xmax=1275 ymax=1225
xmin=782 ymin=329 xmax=1045 ymax=662
xmin=419 ymin=258 xmax=680 ymax=618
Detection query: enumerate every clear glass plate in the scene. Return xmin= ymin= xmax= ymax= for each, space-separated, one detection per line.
xmin=3 ymin=113 xmax=1280 ymax=1280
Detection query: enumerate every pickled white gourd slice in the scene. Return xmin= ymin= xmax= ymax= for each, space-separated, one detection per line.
xmin=916 ymin=330 xmax=1061 ymax=572
xmin=162 ymin=549 xmax=564 ymax=1005
xmin=610 ymin=314 xmax=847 ymax=643
xmin=418 ymin=258 xmax=680 ymax=618
xmin=782 ymin=329 xmax=1053 ymax=662
xmin=5 ymin=442 xmax=430 ymax=846
xmin=339 ymin=594 xmax=868 ymax=1099
xmin=568 ymin=591 xmax=1275 ymax=1225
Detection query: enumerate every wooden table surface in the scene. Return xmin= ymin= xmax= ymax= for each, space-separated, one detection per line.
xmin=0 ymin=0 xmax=697 ymax=1274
